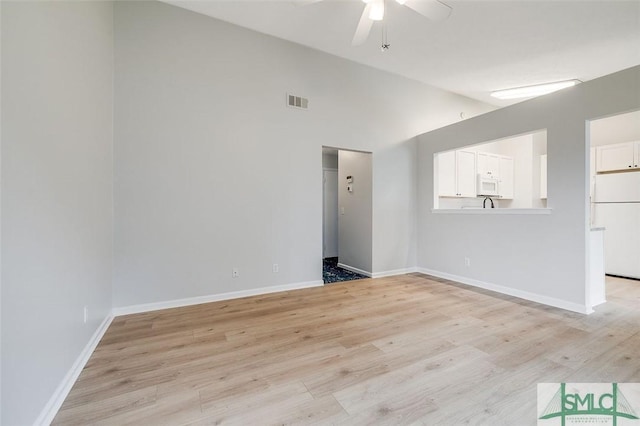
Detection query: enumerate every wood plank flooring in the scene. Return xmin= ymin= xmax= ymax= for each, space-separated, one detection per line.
xmin=53 ymin=274 xmax=640 ymax=425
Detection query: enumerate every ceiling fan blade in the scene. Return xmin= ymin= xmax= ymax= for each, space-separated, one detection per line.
xmin=402 ymin=0 xmax=452 ymax=22
xmin=352 ymin=3 xmax=374 ymax=46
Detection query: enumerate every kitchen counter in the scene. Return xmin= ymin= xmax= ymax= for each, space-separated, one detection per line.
xmin=432 ymin=208 xmax=552 ymax=215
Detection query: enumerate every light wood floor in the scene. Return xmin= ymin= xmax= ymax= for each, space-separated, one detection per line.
xmin=54 ymin=274 xmax=640 ymax=425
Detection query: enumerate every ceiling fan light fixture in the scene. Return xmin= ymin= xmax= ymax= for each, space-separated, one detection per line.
xmin=369 ymin=0 xmax=384 ymax=20
xmin=491 ymin=79 xmax=581 ymax=100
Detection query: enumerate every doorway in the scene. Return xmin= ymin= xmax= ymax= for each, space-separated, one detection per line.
xmin=323 ymin=168 xmax=338 ymax=258
xmin=322 ymin=147 xmax=372 ymax=284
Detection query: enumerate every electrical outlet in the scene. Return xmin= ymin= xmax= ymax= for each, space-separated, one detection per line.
xmin=83 ymin=306 xmax=88 ymax=324
xmin=464 ymin=257 xmax=471 ymax=267
xmin=272 ymin=264 xmax=279 ymax=273
xmin=232 ymin=267 xmax=239 ymax=278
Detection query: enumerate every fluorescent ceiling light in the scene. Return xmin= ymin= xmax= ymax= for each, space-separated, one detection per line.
xmin=491 ymin=80 xmax=581 ymax=100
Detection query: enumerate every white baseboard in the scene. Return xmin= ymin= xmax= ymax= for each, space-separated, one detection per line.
xmin=113 ymin=280 xmax=324 ymax=316
xmin=335 ymin=264 xmax=418 ymax=279
xmin=34 ymin=313 xmax=114 ymax=426
xmin=416 ymin=267 xmax=592 ymax=315
xmin=337 ymin=263 xmax=372 ymax=278
xmin=33 ymin=280 xmax=324 ymax=424
xmin=371 ymin=267 xmax=418 ymax=279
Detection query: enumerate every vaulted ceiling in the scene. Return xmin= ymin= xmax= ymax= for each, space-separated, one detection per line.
xmin=164 ymin=0 xmax=640 ymax=106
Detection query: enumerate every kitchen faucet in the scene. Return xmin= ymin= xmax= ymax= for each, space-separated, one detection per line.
xmin=483 ymin=196 xmax=495 ymax=209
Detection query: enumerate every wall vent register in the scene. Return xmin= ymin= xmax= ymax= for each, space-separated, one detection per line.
xmin=287 ymin=93 xmax=309 ymax=110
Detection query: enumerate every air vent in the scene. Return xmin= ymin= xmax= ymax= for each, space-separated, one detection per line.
xmin=287 ymin=93 xmax=308 ymax=110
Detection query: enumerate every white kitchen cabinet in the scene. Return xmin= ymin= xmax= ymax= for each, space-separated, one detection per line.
xmin=596 ymin=141 xmax=640 ymax=172
xmin=498 ymin=156 xmax=514 ymax=199
xmin=477 ymin=152 xmax=500 ymax=178
xmin=437 ymin=149 xmax=476 ymax=198
xmin=438 ymin=150 xmax=457 ymax=197
xmin=540 ymin=154 xmax=547 ymax=199
xmin=477 ymin=152 xmax=514 ymax=199
xmin=457 ymin=150 xmax=477 ymax=197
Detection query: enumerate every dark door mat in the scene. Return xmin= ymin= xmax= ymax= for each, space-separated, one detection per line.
xmin=323 ymin=257 xmax=367 ymax=284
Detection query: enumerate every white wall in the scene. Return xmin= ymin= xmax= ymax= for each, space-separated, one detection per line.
xmin=113 ymin=1 xmax=493 ymax=308
xmin=417 ymin=66 xmax=640 ymax=313
xmin=338 ymin=150 xmax=373 ymax=273
xmin=1 ymin=2 xmax=114 ymax=425
xmin=590 ymin=109 xmax=640 ymax=146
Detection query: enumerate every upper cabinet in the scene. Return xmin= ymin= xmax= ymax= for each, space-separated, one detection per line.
xmin=596 ymin=141 xmax=640 ymax=172
xmin=433 ymin=129 xmax=547 ymax=210
xmin=478 ymin=152 xmax=513 ymax=199
xmin=437 ymin=149 xmax=476 ymax=198
xmin=437 ymin=150 xmax=457 ymax=197
xmin=438 ymin=150 xmax=513 ymax=199
xmin=477 ymin=152 xmax=500 ymax=178
xmin=456 ymin=151 xmax=477 ymax=197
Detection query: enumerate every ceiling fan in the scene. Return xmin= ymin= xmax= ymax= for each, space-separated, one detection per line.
xmin=298 ymin=0 xmax=452 ymax=46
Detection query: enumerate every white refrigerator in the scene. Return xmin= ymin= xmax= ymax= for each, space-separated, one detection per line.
xmin=593 ymin=172 xmax=640 ymax=279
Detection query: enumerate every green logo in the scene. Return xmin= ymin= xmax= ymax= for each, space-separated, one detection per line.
xmin=538 ymin=383 xmax=639 ymax=426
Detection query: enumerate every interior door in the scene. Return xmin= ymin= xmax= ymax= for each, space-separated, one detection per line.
xmin=323 ymin=169 xmax=339 ymax=258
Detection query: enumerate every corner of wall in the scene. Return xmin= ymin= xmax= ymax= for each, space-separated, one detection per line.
xmin=33 ymin=314 xmax=114 ymax=426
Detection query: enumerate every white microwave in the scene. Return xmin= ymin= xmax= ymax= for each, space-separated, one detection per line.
xmin=478 ymin=174 xmax=500 ymax=196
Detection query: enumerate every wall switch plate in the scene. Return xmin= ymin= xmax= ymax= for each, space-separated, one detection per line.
xmin=340 ymin=207 xmax=345 ymax=215
xmin=464 ymin=257 xmax=471 ymax=267
xmin=272 ymin=264 xmax=279 ymax=273
xmin=83 ymin=306 xmax=88 ymax=324
xmin=232 ymin=268 xmax=239 ymax=278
